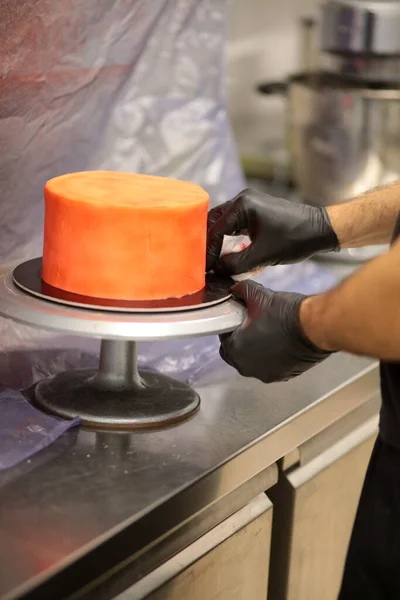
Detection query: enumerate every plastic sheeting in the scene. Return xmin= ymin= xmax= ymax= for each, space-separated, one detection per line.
xmin=0 ymin=0 xmax=246 ymax=388
xmin=0 ymin=388 xmax=80 ymax=470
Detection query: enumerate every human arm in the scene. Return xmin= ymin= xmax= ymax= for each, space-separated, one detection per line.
xmin=300 ymin=236 xmax=400 ymax=361
xmin=220 ymin=236 xmax=400 ymax=382
xmin=207 ymin=182 xmax=400 ymax=275
xmin=327 ymin=181 xmax=400 ymax=248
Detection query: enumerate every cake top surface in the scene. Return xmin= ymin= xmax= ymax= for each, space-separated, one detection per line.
xmin=45 ymin=171 xmax=209 ymax=208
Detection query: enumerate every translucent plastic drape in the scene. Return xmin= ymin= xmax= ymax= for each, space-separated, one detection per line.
xmin=0 ymin=0 xmax=246 ymax=387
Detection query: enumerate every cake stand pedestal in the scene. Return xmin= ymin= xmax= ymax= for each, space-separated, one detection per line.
xmin=35 ymin=340 xmax=201 ymax=429
xmin=0 ymin=262 xmax=244 ymax=429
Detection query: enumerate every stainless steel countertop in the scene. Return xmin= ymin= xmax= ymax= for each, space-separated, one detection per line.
xmin=0 ymin=350 xmax=379 ymax=600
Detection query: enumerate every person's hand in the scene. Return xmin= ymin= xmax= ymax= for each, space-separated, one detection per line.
xmin=219 ymin=281 xmax=332 ymax=383
xmin=206 ymin=189 xmax=339 ymax=274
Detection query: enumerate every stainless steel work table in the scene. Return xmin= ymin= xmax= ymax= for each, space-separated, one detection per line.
xmin=0 ymin=351 xmax=378 ymax=600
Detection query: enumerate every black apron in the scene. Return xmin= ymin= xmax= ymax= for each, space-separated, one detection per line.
xmin=339 ymin=214 xmax=400 ymax=599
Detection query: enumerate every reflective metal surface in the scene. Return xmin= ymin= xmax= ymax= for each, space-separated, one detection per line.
xmin=287 ymin=73 xmax=400 ymax=205
xmin=257 ymin=72 xmax=400 ymax=207
xmin=321 ymin=0 xmax=400 ymax=56
xmin=0 ymin=352 xmax=378 ymax=600
xmin=0 ymin=265 xmax=244 ymax=341
xmin=84 ymin=466 xmax=278 ymax=600
xmin=94 ymin=341 xmax=142 ymax=389
xmin=118 ymin=494 xmax=273 ymax=600
xmin=268 ymin=416 xmax=377 ymax=600
xmin=301 ymin=9 xmax=400 ymax=82
xmin=322 ymin=53 xmax=400 ymax=82
xmin=35 ymin=368 xmax=200 ymax=429
xmin=34 ymin=340 xmax=200 ymax=429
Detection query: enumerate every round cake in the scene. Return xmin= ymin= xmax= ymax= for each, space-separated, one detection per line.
xmin=41 ymin=171 xmax=209 ymax=300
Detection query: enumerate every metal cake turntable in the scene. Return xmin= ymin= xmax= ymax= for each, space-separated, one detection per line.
xmin=0 ymin=259 xmax=244 ymax=429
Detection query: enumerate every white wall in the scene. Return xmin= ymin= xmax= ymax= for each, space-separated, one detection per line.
xmin=226 ymin=0 xmax=320 ymax=153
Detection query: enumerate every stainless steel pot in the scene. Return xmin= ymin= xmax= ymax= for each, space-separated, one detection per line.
xmin=322 ymin=53 xmax=400 ymax=82
xmin=321 ymin=0 xmax=400 ymax=56
xmin=258 ymin=72 xmax=400 ymax=205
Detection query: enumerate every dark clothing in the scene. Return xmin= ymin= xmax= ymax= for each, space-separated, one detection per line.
xmin=339 ymin=438 xmax=400 ymax=599
xmin=380 ymin=364 xmax=400 ymax=450
xmin=339 ymin=214 xmax=400 ymax=598
xmin=377 ymin=212 xmax=400 ymax=452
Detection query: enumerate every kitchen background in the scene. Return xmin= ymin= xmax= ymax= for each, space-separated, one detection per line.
xmin=226 ymin=0 xmax=400 ymax=265
xmin=0 ymin=4 xmax=388 ymax=600
xmin=227 ymin=0 xmax=316 ymax=180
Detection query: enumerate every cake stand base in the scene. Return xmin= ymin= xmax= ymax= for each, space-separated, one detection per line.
xmin=35 ymin=369 xmax=199 ymax=430
xmin=34 ymin=340 xmax=199 ymax=429
xmin=0 ymin=262 xmax=244 ymax=430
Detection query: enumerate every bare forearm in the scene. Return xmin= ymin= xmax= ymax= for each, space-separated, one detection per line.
xmin=300 ymin=241 xmax=400 ymax=360
xmin=327 ymin=182 xmax=400 ymax=247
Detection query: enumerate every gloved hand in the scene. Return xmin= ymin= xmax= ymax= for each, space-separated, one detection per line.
xmin=220 ymin=281 xmax=332 ymax=383
xmin=206 ymin=189 xmax=339 ymax=274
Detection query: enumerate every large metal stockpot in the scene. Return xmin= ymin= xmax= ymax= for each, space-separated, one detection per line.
xmin=321 ymin=0 xmax=400 ymax=57
xmin=259 ymin=73 xmax=400 ymax=205
xmin=320 ymin=0 xmax=400 ymax=82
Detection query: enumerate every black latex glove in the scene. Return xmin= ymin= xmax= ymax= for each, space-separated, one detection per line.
xmin=206 ymin=189 xmax=339 ymax=274
xmin=220 ymin=281 xmax=332 ymax=383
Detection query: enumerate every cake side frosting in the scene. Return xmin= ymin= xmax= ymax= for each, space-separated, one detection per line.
xmin=42 ymin=171 xmax=209 ymax=300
